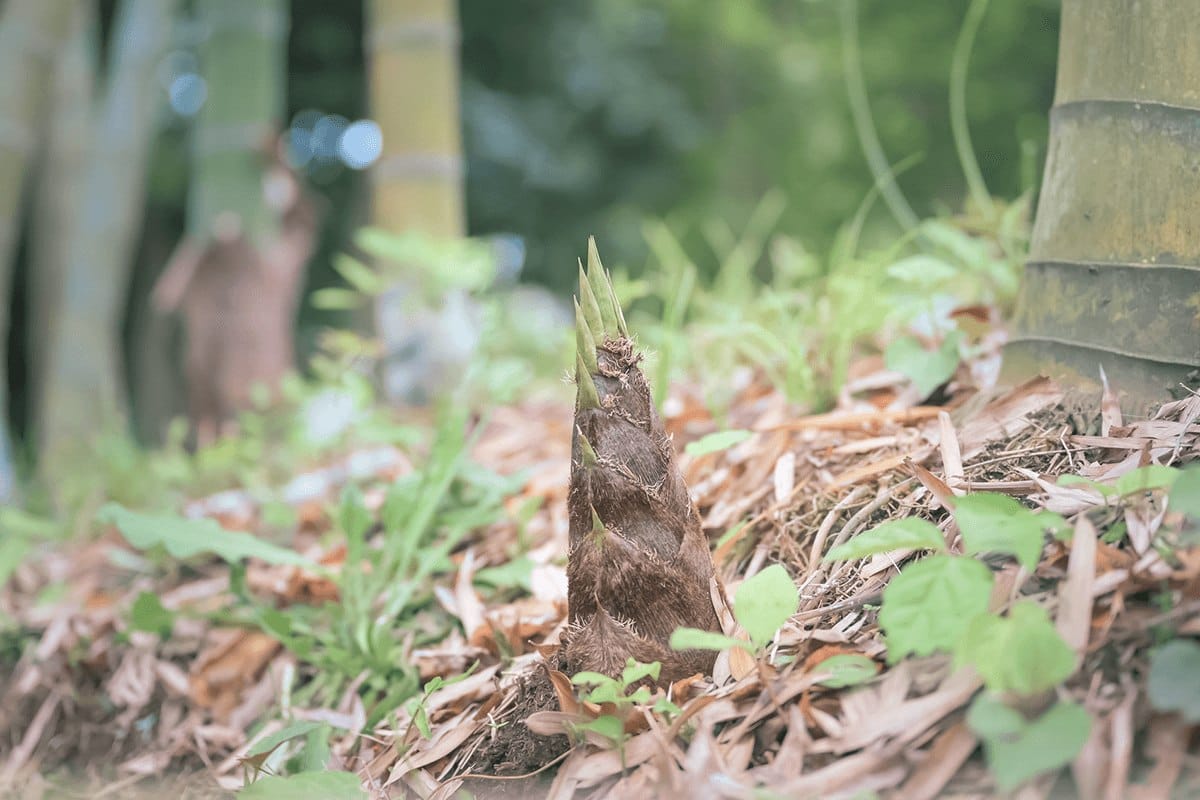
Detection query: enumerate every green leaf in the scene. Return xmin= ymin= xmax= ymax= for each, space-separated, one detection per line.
xmin=575 ymin=714 xmax=624 ymax=742
xmin=1147 ymin=639 xmax=1200 ymax=722
xmin=952 ymin=493 xmax=1048 ymax=570
xmin=129 ymin=592 xmax=173 ymax=639
xmin=812 ymin=654 xmax=878 ymax=688
xmin=669 ymin=627 xmax=750 ymax=652
xmin=1114 ymin=465 xmax=1179 ymax=496
xmin=885 ymin=331 xmax=961 ymax=398
xmin=570 ymin=671 xmax=618 ymax=688
xmin=1170 ymin=467 xmax=1200 ymax=519
xmin=734 ymin=564 xmax=799 ymax=647
xmin=684 ymin=429 xmax=754 ymax=457
xmin=824 ymin=518 xmax=946 ymax=561
xmin=310 ymin=288 xmax=364 ymax=311
xmin=621 ymin=659 xmax=661 ymax=686
xmin=970 ymin=700 xmax=1092 ymax=792
xmin=332 ymin=254 xmax=383 ymax=295
xmin=0 ymin=537 xmax=31 ymax=590
xmin=473 ymin=556 xmax=534 ymax=592
xmin=954 ymin=602 xmax=1076 ymax=694
xmin=238 ymin=770 xmax=366 ymax=799
xmin=246 ymin=721 xmax=327 ymax=759
xmin=99 ymin=504 xmax=318 ymax=569
xmin=879 ymin=554 xmax=993 ymax=662
xmin=965 ymin=694 xmax=1026 ymax=739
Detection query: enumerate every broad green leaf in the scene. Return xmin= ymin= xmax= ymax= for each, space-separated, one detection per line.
xmin=570 ymin=671 xmax=618 ymax=688
xmin=621 ymin=659 xmax=661 ymax=686
xmin=824 ymin=518 xmax=945 ymax=561
xmin=965 ymin=694 xmax=1026 ymax=739
xmin=879 ymin=554 xmax=993 ymax=661
xmin=974 ymin=700 xmax=1092 ymax=792
xmin=246 ymin=721 xmax=327 ymax=759
xmin=734 ymin=564 xmax=799 ymax=647
xmin=474 ymin=556 xmax=534 ymax=592
xmin=1114 ymin=465 xmax=1179 ymax=496
xmin=99 ymin=504 xmax=318 ymax=569
xmin=1147 ymin=639 xmax=1200 ymax=722
xmin=129 ymin=592 xmax=173 ymax=639
xmin=669 ymin=627 xmax=750 ymax=652
xmin=1170 ymin=467 xmax=1200 ymax=519
xmin=812 ymin=654 xmax=878 ymax=688
xmin=885 ymin=331 xmax=961 ymax=398
xmin=238 ymin=770 xmax=366 ymax=799
xmin=576 ymin=714 xmax=623 ymax=741
xmin=685 ymin=429 xmax=754 ymax=457
xmin=952 ymin=493 xmax=1048 ymax=570
xmin=0 ymin=507 xmax=59 ymax=539
xmin=954 ymin=602 xmax=1076 ymax=694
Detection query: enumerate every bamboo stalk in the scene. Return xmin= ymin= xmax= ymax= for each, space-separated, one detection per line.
xmin=39 ymin=0 xmax=183 ymax=474
xmin=0 ymin=0 xmax=74 ymax=500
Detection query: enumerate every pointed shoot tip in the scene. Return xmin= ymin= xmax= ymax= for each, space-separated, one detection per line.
xmin=575 ymin=352 xmax=600 ymax=409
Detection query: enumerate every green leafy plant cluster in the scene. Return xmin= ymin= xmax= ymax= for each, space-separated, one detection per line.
xmin=104 ymin=403 xmax=519 ymax=731
xmin=313 ymin=227 xmax=571 ymax=406
xmin=826 ymin=492 xmax=1085 ymax=790
xmin=620 ymin=189 xmax=1028 ymax=413
xmin=569 ymin=659 xmax=666 ymax=752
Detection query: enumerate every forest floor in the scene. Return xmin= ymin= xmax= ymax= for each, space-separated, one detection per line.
xmin=2 ymin=354 xmax=1198 ymax=799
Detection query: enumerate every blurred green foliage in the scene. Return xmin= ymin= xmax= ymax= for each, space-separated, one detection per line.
xmin=460 ymin=0 xmax=1058 ymax=289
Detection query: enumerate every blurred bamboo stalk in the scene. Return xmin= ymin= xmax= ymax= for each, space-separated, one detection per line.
xmin=0 ymin=0 xmax=74 ymax=502
xmin=189 ymin=0 xmax=288 ymax=242
xmin=39 ymin=0 xmax=183 ymax=476
xmin=367 ymin=0 xmax=464 ymax=237
xmin=28 ymin=3 xmax=97 ymax=430
xmin=367 ymin=0 xmax=467 ymax=403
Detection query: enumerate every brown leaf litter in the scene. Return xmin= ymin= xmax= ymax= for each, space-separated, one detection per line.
xmin=0 ymin=362 xmax=1197 ymax=798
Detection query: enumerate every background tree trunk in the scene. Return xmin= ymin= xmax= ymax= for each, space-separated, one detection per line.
xmin=39 ymin=0 xmax=182 ymax=474
xmin=0 ymin=0 xmax=74 ymax=501
xmin=366 ymin=0 xmax=467 ymax=403
xmin=1005 ymin=0 xmax=1200 ymax=415
xmin=29 ymin=2 xmax=96 ymax=430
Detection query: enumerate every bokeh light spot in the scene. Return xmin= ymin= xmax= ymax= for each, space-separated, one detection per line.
xmin=338 ymin=119 xmax=384 ymax=170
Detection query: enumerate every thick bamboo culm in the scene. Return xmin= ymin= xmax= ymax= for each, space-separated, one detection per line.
xmin=1005 ymin=0 xmax=1200 ymax=414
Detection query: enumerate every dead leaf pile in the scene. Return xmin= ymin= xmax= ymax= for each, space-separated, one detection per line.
xmin=1 ymin=366 xmax=1197 ymax=798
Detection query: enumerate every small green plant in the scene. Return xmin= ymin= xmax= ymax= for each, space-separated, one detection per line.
xmin=670 ymin=563 xmax=799 ymax=655
xmin=966 ymin=695 xmax=1091 ymax=792
xmin=826 ymin=492 xmax=1088 ymax=789
xmin=631 ymin=188 xmax=1027 ymax=413
xmin=104 ymin=402 xmax=519 ymax=728
xmin=569 ymin=659 xmax=661 ymax=752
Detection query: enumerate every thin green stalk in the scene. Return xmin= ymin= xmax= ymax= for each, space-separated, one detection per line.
xmin=950 ymin=0 xmax=995 ymax=220
xmin=838 ymin=0 xmax=919 ymax=234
